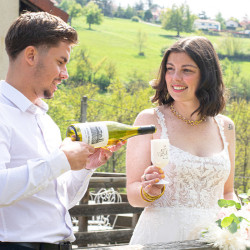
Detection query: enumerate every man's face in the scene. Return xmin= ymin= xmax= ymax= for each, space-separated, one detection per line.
xmin=32 ymin=41 xmax=71 ymax=101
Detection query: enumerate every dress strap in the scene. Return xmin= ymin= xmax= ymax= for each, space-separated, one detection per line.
xmin=155 ymin=107 xmax=169 ymax=139
xmin=214 ymin=115 xmax=229 ymax=149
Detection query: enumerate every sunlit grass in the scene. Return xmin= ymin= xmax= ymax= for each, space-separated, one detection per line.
xmin=68 ymin=17 xmax=250 ymax=82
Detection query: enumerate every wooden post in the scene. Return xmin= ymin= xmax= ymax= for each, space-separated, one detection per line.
xmin=80 ymin=96 xmax=87 ymax=123
xmin=131 ymin=213 xmax=140 ymax=228
xmin=78 ymin=192 xmax=89 ymax=232
xmin=78 ymin=96 xmax=89 ymax=247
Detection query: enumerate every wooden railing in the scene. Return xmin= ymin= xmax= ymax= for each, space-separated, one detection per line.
xmin=85 ymin=240 xmax=219 ymax=249
xmin=69 ymin=172 xmax=143 ymax=246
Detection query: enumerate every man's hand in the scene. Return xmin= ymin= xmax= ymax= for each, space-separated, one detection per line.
xmin=86 ymin=141 xmax=126 ymax=170
xmin=60 ymin=137 xmax=95 ymax=170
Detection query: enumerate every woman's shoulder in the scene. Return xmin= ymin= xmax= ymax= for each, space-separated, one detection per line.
xmin=134 ymin=108 xmax=158 ymax=126
xmin=216 ymin=114 xmax=235 ymax=145
xmin=216 ymin=114 xmax=235 ymax=130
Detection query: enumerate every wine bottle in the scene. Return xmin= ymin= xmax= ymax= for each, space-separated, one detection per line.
xmin=66 ymin=121 xmax=156 ymax=148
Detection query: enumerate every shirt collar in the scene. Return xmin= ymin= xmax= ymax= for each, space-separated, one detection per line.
xmin=0 ymin=80 xmax=48 ymax=114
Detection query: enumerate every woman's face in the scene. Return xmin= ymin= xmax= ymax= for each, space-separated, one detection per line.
xmin=165 ymin=52 xmax=201 ymax=104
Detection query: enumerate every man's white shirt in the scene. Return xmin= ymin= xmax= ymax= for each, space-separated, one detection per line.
xmin=0 ymin=80 xmax=93 ymax=243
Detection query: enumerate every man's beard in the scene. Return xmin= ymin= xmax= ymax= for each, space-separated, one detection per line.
xmin=43 ymin=89 xmax=53 ymax=99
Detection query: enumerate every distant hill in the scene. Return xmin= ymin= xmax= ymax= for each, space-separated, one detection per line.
xmin=68 ymin=17 xmax=250 ymax=82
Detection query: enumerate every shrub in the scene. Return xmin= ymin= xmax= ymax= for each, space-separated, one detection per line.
xmin=131 ymin=16 xmax=140 ymax=22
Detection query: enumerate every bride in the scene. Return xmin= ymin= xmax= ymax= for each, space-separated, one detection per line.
xmin=126 ymin=36 xmax=236 ymax=244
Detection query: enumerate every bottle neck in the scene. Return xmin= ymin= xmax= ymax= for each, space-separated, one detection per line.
xmin=137 ymin=125 xmax=156 ymax=135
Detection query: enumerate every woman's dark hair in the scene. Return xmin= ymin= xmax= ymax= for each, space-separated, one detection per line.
xmin=5 ymin=11 xmax=78 ymax=60
xmin=151 ymin=36 xmax=226 ymax=117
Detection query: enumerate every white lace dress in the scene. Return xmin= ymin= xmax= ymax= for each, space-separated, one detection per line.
xmin=130 ymin=108 xmax=231 ymax=245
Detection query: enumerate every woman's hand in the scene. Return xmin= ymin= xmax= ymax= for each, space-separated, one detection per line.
xmin=141 ymin=166 xmax=165 ymax=197
xmin=86 ymin=141 xmax=126 ymax=170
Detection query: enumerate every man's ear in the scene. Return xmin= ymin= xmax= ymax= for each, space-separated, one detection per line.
xmin=24 ymin=46 xmax=38 ymax=66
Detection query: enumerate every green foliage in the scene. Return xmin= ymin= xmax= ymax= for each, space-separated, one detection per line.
xmin=221 ymin=58 xmax=250 ymax=99
xmin=125 ymin=6 xmax=135 ymax=19
xmin=218 ymin=199 xmax=241 ymax=210
xmin=161 ymin=3 xmax=196 ymax=36
xmin=115 ymin=6 xmax=125 ymax=18
xmin=216 ymin=192 xmax=249 ymax=234
xmin=115 ymin=6 xmax=136 ymax=19
xmin=215 ymin=12 xmax=226 ymax=30
xmin=83 ymin=1 xmax=103 ymax=29
xmin=46 ymin=83 xmax=99 ymax=138
xmin=131 ymin=16 xmax=140 ymax=22
xmin=67 ymin=48 xmax=115 ymax=91
xmin=94 ymin=0 xmax=114 ymax=17
xmin=219 ymin=36 xmax=243 ymax=56
xmin=136 ymin=29 xmax=147 ymax=56
xmin=144 ymin=9 xmax=153 ymax=22
xmin=59 ymin=0 xmax=83 ymax=25
xmin=225 ymin=100 xmax=250 ymax=193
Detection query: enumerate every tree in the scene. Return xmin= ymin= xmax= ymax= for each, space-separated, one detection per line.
xmin=147 ymin=0 xmax=153 ymax=9
xmin=144 ymin=9 xmax=153 ymax=22
xmin=184 ymin=5 xmax=196 ymax=33
xmin=67 ymin=48 xmax=109 ymax=89
xmin=161 ymin=5 xmax=184 ymax=37
xmin=124 ymin=5 xmax=135 ymax=19
xmin=161 ymin=3 xmax=196 ymax=36
xmin=75 ymin=0 xmax=90 ymax=6
xmin=135 ymin=1 xmax=144 ymax=11
xmin=94 ymin=0 xmax=114 ymax=17
xmin=198 ymin=11 xmax=209 ymax=20
xmin=59 ymin=0 xmax=83 ymax=26
xmin=136 ymin=29 xmax=147 ymax=56
xmin=83 ymin=1 xmax=103 ymax=29
xmin=115 ymin=5 xmax=125 ymax=18
xmin=216 ymin=12 xmax=226 ymax=30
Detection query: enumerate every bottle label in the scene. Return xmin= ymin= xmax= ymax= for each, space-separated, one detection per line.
xmin=78 ymin=122 xmax=109 ymax=147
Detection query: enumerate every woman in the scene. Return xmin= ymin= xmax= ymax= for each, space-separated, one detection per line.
xmin=126 ymin=36 xmax=236 ymax=244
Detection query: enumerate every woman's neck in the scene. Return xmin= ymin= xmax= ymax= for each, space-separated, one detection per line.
xmin=171 ymin=101 xmax=202 ymax=121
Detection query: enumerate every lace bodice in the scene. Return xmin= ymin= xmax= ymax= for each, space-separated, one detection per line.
xmin=150 ymin=108 xmax=231 ymax=209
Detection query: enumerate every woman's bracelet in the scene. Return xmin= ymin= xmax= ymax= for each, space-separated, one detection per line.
xmin=140 ymin=185 xmax=165 ymax=202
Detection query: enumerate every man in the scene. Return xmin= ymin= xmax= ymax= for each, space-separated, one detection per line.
xmin=0 ymin=12 xmax=123 ymax=249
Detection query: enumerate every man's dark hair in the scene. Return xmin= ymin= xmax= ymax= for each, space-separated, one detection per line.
xmin=151 ymin=36 xmax=226 ymax=117
xmin=5 ymin=11 xmax=78 ymax=60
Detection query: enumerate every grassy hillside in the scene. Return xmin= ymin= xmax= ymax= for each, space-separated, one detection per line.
xmin=68 ymin=17 xmax=250 ymax=83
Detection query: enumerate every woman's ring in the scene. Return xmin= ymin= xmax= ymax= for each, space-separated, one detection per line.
xmin=144 ymin=174 xmax=147 ymax=181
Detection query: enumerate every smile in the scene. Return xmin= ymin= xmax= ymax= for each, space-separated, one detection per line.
xmin=172 ymin=85 xmax=187 ymax=90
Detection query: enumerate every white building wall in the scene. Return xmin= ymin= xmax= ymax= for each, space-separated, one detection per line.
xmin=193 ymin=19 xmax=221 ymax=31
xmin=226 ymin=20 xmax=238 ymax=28
xmin=0 ymin=0 xmax=19 ymax=80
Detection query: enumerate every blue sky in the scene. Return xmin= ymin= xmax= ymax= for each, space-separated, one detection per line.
xmin=113 ymin=0 xmax=249 ymax=21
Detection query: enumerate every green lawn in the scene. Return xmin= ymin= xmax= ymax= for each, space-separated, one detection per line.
xmin=68 ymin=17 xmax=250 ymax=82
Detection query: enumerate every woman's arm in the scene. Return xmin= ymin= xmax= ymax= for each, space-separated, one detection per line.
xmin=126 ymin=109 xmax=164 ymax=207
xmin=221 ymin=115 xmax=237 ymax=201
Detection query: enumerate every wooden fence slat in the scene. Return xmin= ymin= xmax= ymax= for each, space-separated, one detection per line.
xmin=69 ymin=202 xmax=143 ymax=217
xmin=74 ymin=229 xmax=133 ymax=245
xmin=88 ymin=177 xmax=126 ymax=188
xmin=92 ymin=172 xmax=126 ymax=177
